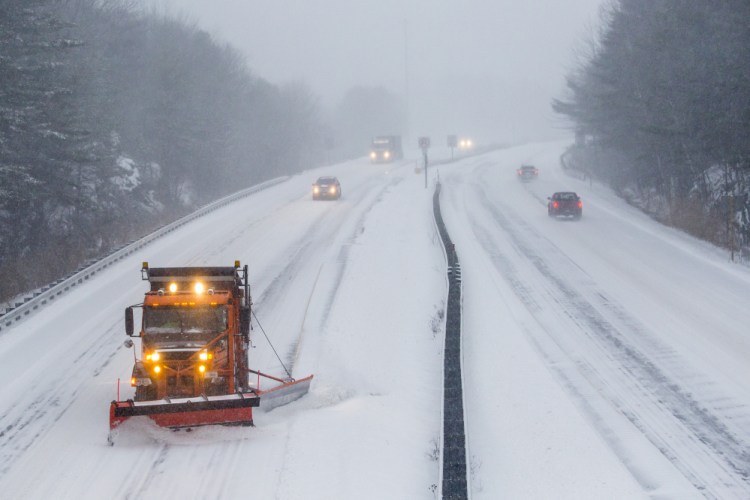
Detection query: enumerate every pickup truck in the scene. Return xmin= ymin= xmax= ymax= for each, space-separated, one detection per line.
xmin=548 ymin=192 xmax=582 ymax=219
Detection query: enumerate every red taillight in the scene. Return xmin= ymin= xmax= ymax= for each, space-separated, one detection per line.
xmin=578 ymin=201 xmax=583 ymax=208
xmin=552 ymin=201 xmax=559 ymax=209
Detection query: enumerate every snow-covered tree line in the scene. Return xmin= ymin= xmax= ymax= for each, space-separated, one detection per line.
xmin=554 ymin=0 xmax=750 ymax=256
xmin=0 ymin=0 xmax=324 ymax=302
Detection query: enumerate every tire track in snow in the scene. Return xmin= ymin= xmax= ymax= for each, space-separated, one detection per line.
xmin=254 ymin=176 xmax=401 ymax=374
xmin=121 ymin=444 xmax=170 ymax=500
xmin=458 ymin=179 xmax=750 ymax=498
xmin=0 ymin=316 xmax=124 ymax=478
xmin=267 ymin=177 xmax=406 ymax=497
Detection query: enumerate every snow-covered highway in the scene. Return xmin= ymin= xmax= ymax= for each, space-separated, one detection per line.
xmin=1 ymin=143 xmax=749 ymax=499
xmin=442 ymin=143 xmax=750 ymax=499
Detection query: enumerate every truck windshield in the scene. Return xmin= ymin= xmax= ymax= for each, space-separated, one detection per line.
xmin=144 ymin=306 xmax=228 ymax=334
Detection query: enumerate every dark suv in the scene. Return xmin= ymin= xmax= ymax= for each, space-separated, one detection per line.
xmin=312 ymin=176 xmax=341 ymax=200
xmin=548 ymin=192 xmax=582 ymax=219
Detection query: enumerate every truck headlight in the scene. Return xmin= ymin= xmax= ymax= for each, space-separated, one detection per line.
xmin=132 ymin=377 xmax=152 ymax=386
xmin=370 ymin=152 xmax=376 ymax=159
xmin=199 ymin=351 xmax=209 ymax=361
xmin=384 ymin=151 xmax=390 ymax=159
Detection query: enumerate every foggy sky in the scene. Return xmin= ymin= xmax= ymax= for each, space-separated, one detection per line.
xmin=143 ymin=0 xmax=605 ymax=145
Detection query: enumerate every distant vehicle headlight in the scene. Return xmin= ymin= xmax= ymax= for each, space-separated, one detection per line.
xmin=384 ymin=151 xmax=390 ymax=159
xmin=313 ymin=186 xmax=320 ymax=193
xmin=370 ymin=152 xmax=376 ymax=159
xmin=329 ymin=186 xmax=337 ymax=194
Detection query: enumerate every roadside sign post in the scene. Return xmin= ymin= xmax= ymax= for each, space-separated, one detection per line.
xmin=447 ymin=135 xmax=457 ymax=161
xmin=419 ymin=136 xmax=430 ymax=189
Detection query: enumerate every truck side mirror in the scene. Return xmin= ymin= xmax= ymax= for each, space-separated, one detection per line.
xmin=125 ymin=307 xmax=134 ymax=336
xmin=240 ymin=306 xmax=251 ymax=340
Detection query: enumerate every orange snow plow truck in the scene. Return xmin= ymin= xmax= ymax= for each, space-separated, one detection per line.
xmin=109 ymin=261 xmax=312 ymax=433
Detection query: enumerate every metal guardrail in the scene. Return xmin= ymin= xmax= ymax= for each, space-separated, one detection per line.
xmin=433 ymin=181 xmax=469 ymax=499
xmin=0 ymin=176 xmax=288 ymax=333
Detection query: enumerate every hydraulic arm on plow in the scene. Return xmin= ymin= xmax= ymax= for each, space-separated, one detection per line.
xmin=109 ymin=261 xmax=312 ymax=436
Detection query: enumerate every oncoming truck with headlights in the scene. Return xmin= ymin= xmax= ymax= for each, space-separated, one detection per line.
xmin=109 ymin=262 xmax=312 ymax=439
xmin=369 ymin=135 xmax=403 ymax=163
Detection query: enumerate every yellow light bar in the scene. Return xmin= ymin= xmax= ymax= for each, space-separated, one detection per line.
xmin=142 ymin=262 xmax=149 ymax=269
xmin=235 ymin=260 xmax=240 ymax=268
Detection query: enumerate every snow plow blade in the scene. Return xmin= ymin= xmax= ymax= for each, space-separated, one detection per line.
xmin=255 ymin=373 xmax=314 ymax=411
xmin=109 ymin=392 xmax=260 ymax=430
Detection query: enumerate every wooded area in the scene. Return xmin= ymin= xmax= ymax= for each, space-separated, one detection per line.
xmin=554 ymin=0 xmax=750 ymax=257
xmin=0 ymin=0 xmax=326 ymax=302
